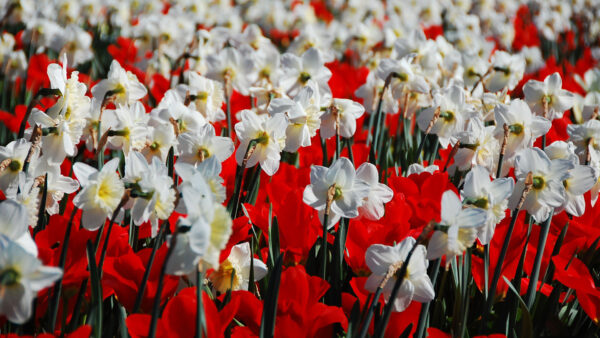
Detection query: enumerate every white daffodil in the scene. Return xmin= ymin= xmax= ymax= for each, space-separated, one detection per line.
xmin=453 ymin=117 xmax=499 ymax=173
xmin=0 ymin=235 xmax=62 ymax=324
xmin=152 ymin=90 xmax=207 ymax=136
xmin=124 ymin=152 xmax=176 ymax=237
xmin=268 ymin=85 xmax=322 ymax=152
xmin=73 ymin=158 xmax=125 ymax=230
xmin=29 ymin=106 xmax=87 ymax=164
xmin=355 ymin=72 xmax=398 ymax=115
xmin=102 ymin=101 xmax=150 ymax=155
xmin=376 ymin=56 xmax=430 ymax=99
xmin=320 ymin=98 xmax=365 ymax=140
xmin=45 ymin=54 xmax=91 ymax=120
xmin=29 ymin=159 xmax=79 ymax=216
xmin=0 ymin=199 xmax=37 ymax=256
xmin=141 ymin=125 xmax=177 ymax=162
xmin=91 ymin=60 xmax=147 ymax=105
xmin=407 ymin=163 xmax=439 ymax=176
xmin=427 ymin=190 xmax=487 ymax=261
xmin=280 ymin=47 xmax=332 ymax=99
xmin=543 ymin=141 xmax=597 ymax=216
xmin=484 ymin=51 xmax=525 ymax=92
xmin=461 ymin=166 xmax=514 ymax=245
xmin=167 ymin=172 xmax=232 ymax=275
xmin=303 ymin=157 xmax=370 ymax=228
xmin=234 ymin=110 xmax=287 ymax=176
xmin=356 ymin=162 xmax=393 ymax=220
xmin=206 ymin=47 xmax=254 ymax=96
xmin=544 ymin=141 xmax=580 ymax=164
xmin=494 ymin=99 xmax=551 ymax=163
xmin=523 ymin=72 xmax=575 ymax=120
xmin=209 ymin=242 xmax=268 ymax=293
xmin=178 ymin=72 xmax=226 ymax=123
xmin=53 ymin=25 xmax=93 ymax=67
xmin=364 ymin=237 xmax=435 ymax=312
xmin=567 ymin=119 xmax=600 ymax=166
xmin=8 ymin=175 xmax=40 ymax=231
xmin=417 ymin=85 xmax=475 ymax=148
xmin=508 ymin=148 xmax=573 ymax=223
xmin=29 ymin=56 xmax=90 ymax=163
xmin=560 ymin=164 xmax=596 ymax=216
xmin=0 ymin=138 xmax=31 ymax=195
xmin=176 ymin=124 xmax=234 ymax=166
xmin=176 ymin=156 xmax=227 ymax=205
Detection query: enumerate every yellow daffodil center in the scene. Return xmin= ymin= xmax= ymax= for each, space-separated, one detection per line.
xmin=197 ymin=147 xmax=210 ymax=161
xmin=532 ymin=176 xmax=545 ymax=190
xmin=211 ymin=259 xmax=240 ymax=293
xmin=260 ymin=67 xmax=271 ymax=79
xmin=97 ymin=180 xmax=113 ymax=201
xmin=0 ymin=268 xmax=19 ymax=286
xmin=299 ymin=72 xmax=311 ymax=84
xmin=465 ymin=197 xmax=489 ymax=209
xmin=440 ymin=110 xmax=455 ymax=122
xmin=8 ymin=160 xmax=21 ymax=172
xmin=196 ymin=91 xmax=208 ymax=101
xmin=256 ymin=131 xmax=270 ymax=145
xmin=508 ymin=123 xmax=524 ymax=135
xmin=333 ymin=185 xmax=343 ymax=200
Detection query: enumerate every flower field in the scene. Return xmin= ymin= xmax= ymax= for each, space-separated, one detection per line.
xmin=1 ymin=0 xmax=600 ymax=337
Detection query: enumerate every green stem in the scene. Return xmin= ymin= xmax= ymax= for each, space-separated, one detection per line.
xmin=525 ymin=211 xmax=554 ymax=309
xmin=415 ymin=258 xmax=441 ymax=338
xmin=148 ymin=225 xmax=180 ymax=338
xmin=196 ymin=267 xmax=206 ymax=338
xmin=47 ymin=207 xmax=78 ymax=333
xmin=369 ymin=72 xmax=397 ymax=164
xmin=481 ymin=206 xmax=522 ymax=333
xmin=321 ymin=212 xmax=329 ymax=283
xmin=132 ymin=222 xmax=167 ymax=313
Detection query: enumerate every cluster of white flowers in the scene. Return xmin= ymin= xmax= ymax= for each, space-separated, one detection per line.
xmin=1 ymin=0 xmax=600 ymax=322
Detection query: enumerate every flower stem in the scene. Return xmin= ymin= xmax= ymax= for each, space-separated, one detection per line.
xmin=196 ymin=267 xmax=206 ymax=338
xmin=496 ymin=124 xmax=509 ymax=178
xmin=415 ymin=258 xmax=441 ymax=338
xmin=369 ymin=72 xmax=398 ymax=164
xmin=132 ymin=221 xmax=168 ymax=313
xmin=47 ymin=207 xmax=79 ymax=333
xmin=229 ymin=139 xmax=259 ymax=218
xmin=481 ymin=173 xmax=533 ymax=333
xmin=525 ymin=211 xmax=554 ymax=309
xmin=148 ymin=224 xmax=180 ymax=338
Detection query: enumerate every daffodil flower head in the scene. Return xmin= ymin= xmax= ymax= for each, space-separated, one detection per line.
xmin=73 ymin=158 xmax=125 ymax=230
xmin=303 ymin=157 xmax=370 ymax=228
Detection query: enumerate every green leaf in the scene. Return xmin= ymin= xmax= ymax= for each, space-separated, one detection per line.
xmin=132 ymin=222 xmax=167 ymax=313
xmin=268 ymin=216 xmax=280 ymax=269
xmin=260 ymin=255 xmax=283 ymax=338
xmin=503 ymin=277 xmax=533 ymax=338
xmin=346 ymin=300 xmax=361 ymax=337
xmin=118 ymin=303 xmax=129 ymax=338
xmin=86 ymin=240 xmax=103 ymax=338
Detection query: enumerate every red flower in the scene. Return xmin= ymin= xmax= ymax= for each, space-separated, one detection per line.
xmin=512 ymin=5 xmax=540 ymax=51
xmin=26 ymin=54 xmax=53 ymax=92
xmin=107 ymin=37 xmax=139 ymax=65
xmin=127 ymin=286 xmax=242 ymax=338
xmin=275 ymin=266 xmax=348 ymax=337
xmin=471 ymin=212 xmax=528 ymax=296
xmin=0 ymin=104 xmax=27 ymax=133
xmin=552 ymin=255 xmax=600 ymax=323
xmin=149 ymin=73 xmax=170 ymax=103
xmin=327 ymin=60 xmax=369 ymax=100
